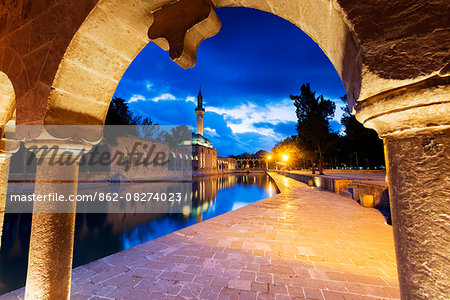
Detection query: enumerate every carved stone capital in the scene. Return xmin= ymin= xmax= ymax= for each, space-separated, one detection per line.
xmin=0 ymin=120 xmax=20 ymax=157
xmin=355 ymin=76 xmax=450 ymax=137
xmin=21 ymin=126 xmax=100 ymax=159
xmin=148 ymin=0 xmax=221 ymax=69
xmin=17 ymin=126 xmax=102 ymax=182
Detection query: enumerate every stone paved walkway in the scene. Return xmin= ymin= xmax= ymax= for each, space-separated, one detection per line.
xmin=2 ymin=172 xmax=400 ymax=300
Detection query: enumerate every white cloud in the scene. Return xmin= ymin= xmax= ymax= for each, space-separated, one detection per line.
xmin=151 ymin=93 xmax=176 ymax=102
xmin=145 ymin=82 xmax=153 ymax=91
xmin=204 ymin=127 xmax=219 ymax=137
xmin=128 ymin=94 xmax=146 ymax=103
xmin=206 ymin=99 xmax=296 ymax=140
xmin=185 ymin=96 xmax=196 ymax=104
xmin=128 ymin=93 xmax=178 ymax=104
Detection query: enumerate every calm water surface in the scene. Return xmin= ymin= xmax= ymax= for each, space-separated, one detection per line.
xmin=0 ymin=173 xmax=278 ymax=295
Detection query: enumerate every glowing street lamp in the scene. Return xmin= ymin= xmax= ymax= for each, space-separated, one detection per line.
xmin=282 ymin=154 xmax=289 ymax=162
xmin=267 ymin=155 xmax=272 ymax=170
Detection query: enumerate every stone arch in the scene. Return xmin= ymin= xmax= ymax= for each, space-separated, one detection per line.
xmin=240 ymin=160 xmax=245 ymax=168
xmin=0 ymin=2 xmax=447 ymax=299
xmin=215 ymin=0 xmax=361 ymax=105
xmin=0 ymin=71 xmax=16 ymax=129
xmin=248 ymin=160 xmax=254 ymax=168
xmin=44 ymin=0 xmax=361 ymax=126
xmin=0 ymin=70 xmax=16 ymax=251
xmin=185 ymin=154 xmax=189 ymax=168
xmin=168 ymin=152 xmax=176 ymax=170
xmin=43 ymin=0 xmax=155 ymax=125
xmin=176 ymin=153 xmax=183 ymax=170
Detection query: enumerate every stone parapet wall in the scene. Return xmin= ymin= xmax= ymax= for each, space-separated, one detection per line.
xmin=279 ymin=171 xmax=390 ymax=211
xmin=324 ymin=169 xmax=386 ymax=175
xmin=351 ymin=180 xmax=389 ymax=210
xmin=280 ymin=171 xmax=353 ymax=194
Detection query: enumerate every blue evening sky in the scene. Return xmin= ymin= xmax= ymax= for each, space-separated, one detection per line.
xmin=113 ymin=7 xmax=347 ymax=156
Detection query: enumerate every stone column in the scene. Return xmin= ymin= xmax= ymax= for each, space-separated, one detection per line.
xmin=24 ymin=140 xmax=90 ymax=300
xmin=355 ymin=76 xmax=450 ymax=299
xmin=0 ymin=152 xmax=12 ymax=247
xmin=0 ymin=120 xmax=20 ymax=248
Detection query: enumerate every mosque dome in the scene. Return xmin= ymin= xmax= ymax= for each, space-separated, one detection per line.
xmin=191 ymin=132 xmax=213 ymax=148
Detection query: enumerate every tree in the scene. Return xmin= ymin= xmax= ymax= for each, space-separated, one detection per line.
xmin=105 ymin=97 xmax=134 ymax=125
xmin=228 ymin=152 xmax=255 ymax=159
xmin=290 ymin=84 xmax=335 ymax=174
xmin=104 ymin=97 xmax=162 ymax=139
xmin=105 ymin=97 xmax=153 ymax=126
xmin=271 ymin=135 xmax=303 ymax=169
xmin=254 ymin=150 xmax=268 ymax=158
xmin=322 ymin=131 xmax=343 ymax=169
xmin=340 ymin=95 xmax=384 ymax=169
xmin=164 ymin=125 xmax=191 ymax=148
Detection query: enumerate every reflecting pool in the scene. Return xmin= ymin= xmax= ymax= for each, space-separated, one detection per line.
xmin=0 ymin=173 xmax=278 ymax=295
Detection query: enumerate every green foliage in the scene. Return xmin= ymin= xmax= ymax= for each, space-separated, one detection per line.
xmin=290 ymin=83 xmax=335 ymax=174
xmin=339 ymin=95 xmax=384 ymax=168
xmin=105 ymin=97 xmax=134 ymax=125
xmin=272 ymin=92 xmax=385 ymax=171
xmin=164 ymin=125 xmax=192 ymax=148
xmin=105 ymin=97 xmax=154 ymax=126
xmin=104 ymin=97 xmax=165 ymax=140
xmin=228 ymin=152 xmax=260 ymax=159
xmin=271 ymin=135 xmax=303 ymax=168
xmin=254 ymin=150 xmax=268 ymax=158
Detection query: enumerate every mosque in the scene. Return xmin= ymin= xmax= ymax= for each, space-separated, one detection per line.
xmin=191 ymin=89 xmax=236 ymax=173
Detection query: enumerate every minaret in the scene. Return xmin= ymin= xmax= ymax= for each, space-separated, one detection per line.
xmin=195 ymin=88 xmax=205 ymax=135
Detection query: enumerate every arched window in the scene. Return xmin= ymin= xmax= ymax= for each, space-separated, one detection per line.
xmin=176 ymin=153 xmax=182 ymax=170
xmin=168 ymin=153 xmax=176 ymax=170
xmin=185 ymin=154 xmax=189 ymax=168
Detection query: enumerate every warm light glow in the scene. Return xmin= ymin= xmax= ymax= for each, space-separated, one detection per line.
xmin=182 ymin=205 xmax=191 ymax=217
xmin=282 ymin=154 xmax=289 ymax=162
xmin=268 ymin=155 xmax=272 ymax=160
xmin=268 ymin=182 xmax=274 ymax=196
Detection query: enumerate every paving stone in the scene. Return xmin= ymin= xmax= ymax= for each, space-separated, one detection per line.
xmin=256 ymin=273 xmax=273 ymax=284
xmin=239 ymin=271 xmax=256 ymax=281
xmin=268 ymin=284 xmax=288 ymax=295
xmin=166 ymin=280 xmax=185 ymax=295
xmin=173 ymin=272 xmax=195 ymax=282
xmin=219 ymin=287 xmax=240 ymax=300
xmin=88 ymin=296 xmax=115 ymax=300
xmin=105 ymin=287 xmax=151 ymax=299
xmin=178 ymin=282 xmax=204 ymax=298
xmin=303 ymin=288 xmax=324 ymax=300
xmin=287 ymin=286 xmax=305 ymax=298
xmin=228 ymin=279 xmax=252 ymax=291
xmin=158 ymin=271 xmax=177 ymax=280
xmin=257 ymin=292 xmax=275 ymax=300
xmin=251 ymin=282 xmax=269 ymax=293
xmin=211 ymin=276 xmax=232 ymax=287
xmin=239 ymin=290 xmax=258 ymax=300
xmin=193 ymin=274 xmax=214 ymax=285
xmin=199 ymin=285 xmax=222 ymax=299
